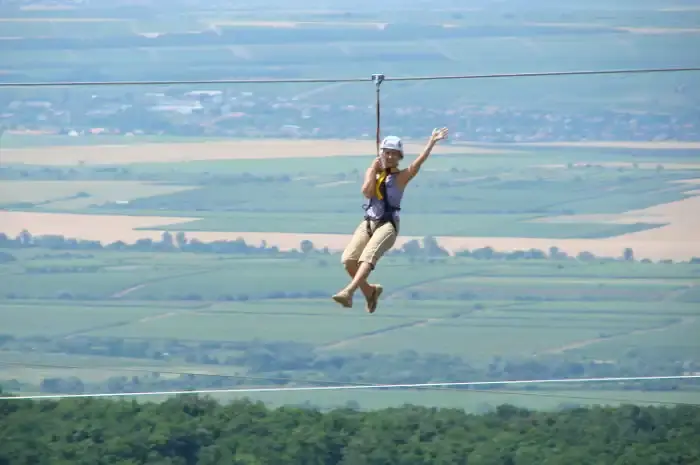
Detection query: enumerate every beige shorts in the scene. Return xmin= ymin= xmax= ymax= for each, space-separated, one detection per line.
xmin=341 ymin=218 xmax=399 ymax=269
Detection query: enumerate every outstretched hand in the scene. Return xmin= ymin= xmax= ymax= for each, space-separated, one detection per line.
xmin=431 ymin=127 xmax=449 ymax=143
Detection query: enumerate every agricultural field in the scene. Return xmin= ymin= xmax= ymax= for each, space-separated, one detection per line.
xmin=2 ymin=0 xmax=700 ymax=111
xmin=1 ymin=242 xmax=699 ymax=410
xmin=2 ymin=138 xmax=699 ymax=260
xmin=193 ymin=388 xmax=700 ymax=412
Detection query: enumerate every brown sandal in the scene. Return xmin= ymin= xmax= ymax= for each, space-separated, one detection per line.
xmin=366 ymin=285 xmax=383 ymax=314
xmin=332 ymin=292 xmax=353 ymax=308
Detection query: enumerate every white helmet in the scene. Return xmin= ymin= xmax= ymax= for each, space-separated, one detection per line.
xmin=380 ymin=135 xmax=404 ymax=158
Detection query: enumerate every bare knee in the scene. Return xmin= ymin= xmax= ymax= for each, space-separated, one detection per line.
xmin=343 ymin=259 xmax=359 ymax=273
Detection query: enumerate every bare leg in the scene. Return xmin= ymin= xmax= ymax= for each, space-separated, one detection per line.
xmin=332 ymin=261 xmax=376 ymax=308
xmin=343 ymin=261 xmax=373 ymax=297
xmin=344 ymin=260 xmax=373 ymax=299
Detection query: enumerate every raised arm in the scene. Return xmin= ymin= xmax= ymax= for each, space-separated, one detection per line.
xmin=404 ymin=127 xmax=448 ymax=183
xmin=361 ymin=157 xmax=382 ymax=198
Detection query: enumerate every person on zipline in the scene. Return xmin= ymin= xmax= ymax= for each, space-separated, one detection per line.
xmin=332 ymin=127 xmax=449 ymax=312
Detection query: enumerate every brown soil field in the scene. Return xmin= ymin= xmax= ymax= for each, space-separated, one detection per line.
xmin=2 ymin=139 xmax=504 ymax=166
xmin=531 ymin=194 xmax=700 ymax=251
xmin=2 ymin=208 xmax=698 ymax=261
xmin=0 ymin=211 xmax=196 ymax=243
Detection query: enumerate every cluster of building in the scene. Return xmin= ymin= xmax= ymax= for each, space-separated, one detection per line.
xmin=3 ymin=88 xmax=697 ymax=142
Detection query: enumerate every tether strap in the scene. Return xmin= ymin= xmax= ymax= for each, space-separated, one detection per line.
xmin=376 ymin=81 xmax=381 ymax=156
xmin=372 ymin=73 xmax=384 ymax=160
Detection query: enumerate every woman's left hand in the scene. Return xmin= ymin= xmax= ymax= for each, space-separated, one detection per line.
xmin=431 ymin=127 xmax=449 ymax=142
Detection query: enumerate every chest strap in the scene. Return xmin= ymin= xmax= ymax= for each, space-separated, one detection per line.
xmin=363 ymin=168 xmax=401 ymax=237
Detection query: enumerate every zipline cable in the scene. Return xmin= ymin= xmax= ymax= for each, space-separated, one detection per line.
xmin=0 ymin=66 xmax=698 ymax=88
xmin=2 ymin=374 xmax=699 ymax=401
xmin=1 ymin=360 xmax=698 ymax=406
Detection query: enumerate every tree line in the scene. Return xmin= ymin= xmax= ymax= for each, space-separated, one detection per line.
xmin=1 ymin=230 xmax=681 ymax=265
xmin=3 ymin=335 xmax=696 ymax=397
xmin=0 ymin=393 xmax=698 ymax=465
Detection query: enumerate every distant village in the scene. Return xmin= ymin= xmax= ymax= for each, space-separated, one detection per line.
xmin=3 ymin=86 xmax=698 ymax=143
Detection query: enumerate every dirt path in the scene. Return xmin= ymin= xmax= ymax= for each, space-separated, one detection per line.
xmin=538 ymin=316 xmax=695 ymax=355
xmin=108 ymin=264 xmax=234 ymax=300
xmin=320 ymin=318 xmax=438 ymax=351
xmin=62 ymin=265 xmax=235 ymax=338
xmin=110 ymin=284 xmax=145 ymax=298
xmin=382 ymin=270 xmax=484 ymax=300
xmin=319 ymin=301 xmax=516 ymax=352
xmin=60 ymin=303 xmax=213 ymax=339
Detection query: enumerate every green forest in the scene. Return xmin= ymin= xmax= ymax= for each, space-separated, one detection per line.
xmin=1 ymin=393 xmax=699 ymax=465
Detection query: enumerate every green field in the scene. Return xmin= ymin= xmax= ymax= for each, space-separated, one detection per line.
xmin=1 ymin=245 xmax=699 ymax=412
xmin=0 ymin=303 xmax=176 ymax=337
xmin=0 ymin=180 xmax=196 ymax=211
xmin=180 ymin=388 xmax=700 ymax=412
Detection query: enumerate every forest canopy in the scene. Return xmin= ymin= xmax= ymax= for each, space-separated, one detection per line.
xmin=1 ymin=393 xmax=699 ymax=465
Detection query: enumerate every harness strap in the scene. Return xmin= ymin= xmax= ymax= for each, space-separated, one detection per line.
xmin=364 ymin=168 xmax=401 ymax=238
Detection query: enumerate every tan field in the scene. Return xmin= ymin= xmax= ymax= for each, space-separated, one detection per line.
xmin=617 ymin=27 xmax=700 ymax=34
xmin=209 ymin=21 xmax=298 ymax=28
xmin=531 ymin=194 xmax=700 ymax=251
xmin=0 ymin=18 xmax=126 ymax=22
xmin=208 ymin=20 xmax=388 ymax=29
xmin=524 ymin=21 xmax=700 ymax=35
xmin=2 ymin=139 xmax=506 ymax=166
xmin=1 ymin=207 xmax=698 ymax=261
xmin=538 ymin=162 xmax=700 ymax=170
xmin=20 ymin=5 xmax=77 ymax=10
xmin=508 ymin=141 xmax=700 ymax=150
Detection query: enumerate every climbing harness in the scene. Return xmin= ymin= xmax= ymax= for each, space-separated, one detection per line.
xmin=363 ymin=167 xmax=401 ymax=236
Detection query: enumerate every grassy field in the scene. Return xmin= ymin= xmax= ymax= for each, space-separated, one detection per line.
xmin=0 ymin=303 xmax=182 ymax=337
xmin=0 ymin=180 xmax=197 ymax=210
xmin=2 ymin=251 xmax=698 ymax=348
xmin=1 ymin=244 xmax=699 ymax=409
xmin=573 ymin=317 xmax=700 ymax=359
xmin=182 ymin=388 xmax=700 ymax=412
xmin=0 ymin=351 xmax=248 ymax=384
xmin=3 ymin=246 xmax=699 ymax=301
